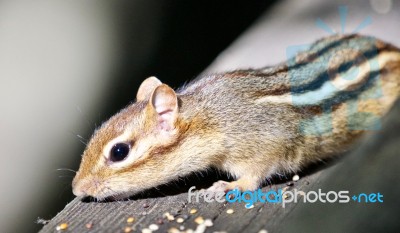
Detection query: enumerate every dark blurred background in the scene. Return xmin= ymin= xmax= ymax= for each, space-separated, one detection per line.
xmin=105 ymin=1 xmax=272 ymax=114
xmin=1 ymin=0 xmax=398 ymax=232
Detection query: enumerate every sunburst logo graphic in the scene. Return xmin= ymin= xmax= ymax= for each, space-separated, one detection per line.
xmin=316 ymin=5 xmax=373 ymax=34
xmin=286 ymin=5 xmax=382 ymax=136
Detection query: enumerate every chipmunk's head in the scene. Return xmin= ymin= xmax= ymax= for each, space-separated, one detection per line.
xmin=72 ymin=77 xmax=185 ymax=200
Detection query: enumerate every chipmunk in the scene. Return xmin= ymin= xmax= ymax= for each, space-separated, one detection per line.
xmin=72 ymin=34 xmax=400 ymax=200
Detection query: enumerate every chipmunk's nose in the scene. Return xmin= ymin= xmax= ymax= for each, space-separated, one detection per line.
xmin=72 ymin=186 xmax=86 ymax=197
xmin=72 ymin=176 xmax=103 ymax=198
xmin=72 ymin=178 xmax=87 ymax=197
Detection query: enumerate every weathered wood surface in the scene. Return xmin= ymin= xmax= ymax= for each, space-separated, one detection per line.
xmin=39 ymin=99 xmax=400 ymax=233
xmin=39 ymin=167 xmax=325 ymax=233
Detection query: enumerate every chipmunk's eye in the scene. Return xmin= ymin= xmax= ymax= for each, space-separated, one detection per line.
xmin=110 ymin=143 xmax=130 ymax=162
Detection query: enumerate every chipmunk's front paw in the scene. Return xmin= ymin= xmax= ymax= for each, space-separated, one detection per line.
xmin=207 ymin=180 xmax=232 ymax=193
xmin=207 ymin=178 xmax=259 ymax=193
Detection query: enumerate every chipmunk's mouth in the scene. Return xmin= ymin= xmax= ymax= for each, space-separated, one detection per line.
xmin=72 ymin=176 xmax=110 ymax=200
xmin=73 ymin=181 xmax=140 ymax=202
xmin=72 ymin=172 xmax=148 ymax=201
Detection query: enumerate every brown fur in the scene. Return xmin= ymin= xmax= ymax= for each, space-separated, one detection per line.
xmin=72 ymin=34 xmax=400 ymax=199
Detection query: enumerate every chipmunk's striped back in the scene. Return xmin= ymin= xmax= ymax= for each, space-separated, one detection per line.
xmin=179 ymin=34 xmax=400 ymax=163
xmin=257 ymin=34 xmax=399 ymax=106
xmin=259 ymin=34 xmax=400 ymax=137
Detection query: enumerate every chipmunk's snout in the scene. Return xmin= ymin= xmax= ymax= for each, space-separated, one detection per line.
xmin=72 ymin=176 xmax=88 ymax=197
xmin=72 ymin=176 xmax=103 ymax=198
xmin=72 ymin=183 xmax=86 ymax=197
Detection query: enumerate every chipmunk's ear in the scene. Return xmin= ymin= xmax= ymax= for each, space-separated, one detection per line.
xmin=136 ymin=76 xmax=162 ymax=101
xmin=149 ymin=84 xmax=178 ymax=131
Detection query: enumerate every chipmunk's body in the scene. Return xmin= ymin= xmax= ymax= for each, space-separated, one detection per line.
xmin=73 ymin=34 xmax=400 ymax=200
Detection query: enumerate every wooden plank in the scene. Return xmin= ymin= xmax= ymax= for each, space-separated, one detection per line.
xmin=39 ymin=170 xmax=326 ymax=233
